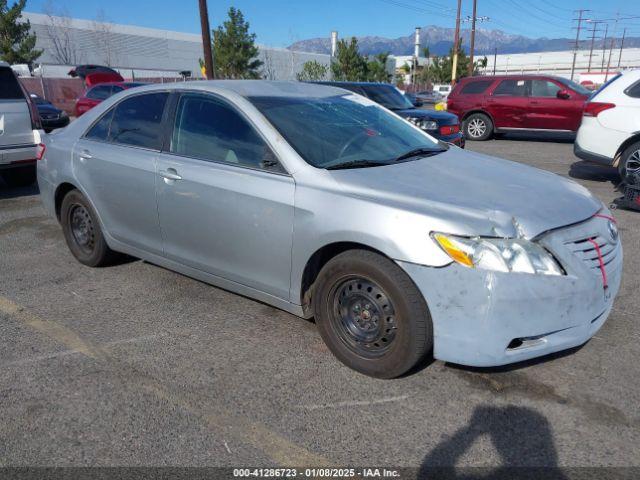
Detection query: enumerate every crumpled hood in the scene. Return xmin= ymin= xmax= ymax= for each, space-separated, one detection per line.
xmin=329 ymin=148 xmax=601 ymax=239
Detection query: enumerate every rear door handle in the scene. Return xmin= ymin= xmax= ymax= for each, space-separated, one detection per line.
xmin=160 ymin=168 xmax=182 ymax=181
xmin=79 ymin=149 xmax=92 ymax=159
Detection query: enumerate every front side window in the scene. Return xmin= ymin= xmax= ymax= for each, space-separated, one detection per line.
xmin=493 ymin=79 xmax=528 ymax=96
xmin=109 ymin=92 xmax=168 ymax=149
xmin=87 ymin=85 xmax=112 ymax=100
xmin=250 ymin=94 xmax=444 ymax=169
xmin=531 ymin=80 xmax=561 ymax=98
xmin=170 ymin=93 xmax=274 ymax=170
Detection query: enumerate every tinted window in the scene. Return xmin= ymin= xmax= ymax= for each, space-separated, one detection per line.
xmin=85 ymin=108 xmax=115 ymax=141
xmin=460 ymin=80 xmax=493 ymax=95
xmin=625 ymin=81 xmax=640 ymax=98
xmin=531 ymin=80 xmax=561 ymax=97
xmin=0 ymin=67 xmax=25 ymax=100
xmin=87 ymin=85 xmax=113 ymax=100
xmin=109 ymin=92 xmax=168 ymax=149
xmin=171 ymin=94 xmax=272 ymax=170
xmin=493 ymin=79 xmax=528 ymax=96
xmin=557 ymin=77 xmax=591 ymax=95
xmin=359 ymin=84 xmax=413 ymax=110
xmin=250 ymin=95 xmax=442 ymax=169
xmin=111 ymin=85 xmax=124 ymax=94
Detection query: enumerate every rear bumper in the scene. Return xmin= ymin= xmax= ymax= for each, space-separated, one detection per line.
xmin=397 ymin=215 xmax=622 ymax=367
xmin=574 ymin=141 xmax=614 ymax=166
xmin=0 ymin=144 xmax=38 ymax=169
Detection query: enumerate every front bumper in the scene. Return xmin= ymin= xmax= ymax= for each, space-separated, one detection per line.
xmin=398 ymin=215 xmax=622 ymax=367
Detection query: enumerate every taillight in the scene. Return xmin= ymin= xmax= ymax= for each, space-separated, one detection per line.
xmin=36 ymin=143 xmax=46 ymax=161
xmin=439 ymin=124 xmax=460 ymax=135
xmin=27 ymin=97 xmax=42 ymax=129
xmin=583 ymin=102 xmax=615 ymax=117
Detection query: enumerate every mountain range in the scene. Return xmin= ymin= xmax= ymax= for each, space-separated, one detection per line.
xmin=288 ymin=25 xmax=640 ymax=56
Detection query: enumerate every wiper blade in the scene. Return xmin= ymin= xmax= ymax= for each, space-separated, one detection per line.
xmin=326 ymin=160 xmax=389 ymax=170
xmin=394 ymin=147 xmax=446 ymax=162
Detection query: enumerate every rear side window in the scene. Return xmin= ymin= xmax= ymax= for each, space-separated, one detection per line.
xmin=87 ymin=85 xmax=113 ymax=100
xmin=109 ymin=92 xmax=169 ymax=150
xmin=460 ymin=80 xmax=492 ymax=95
xmin=170 ymin=93 xmax=271 ymax=170
xmin=493 ymin=79 xmax=528 ymax=96
xmin=625 ymin=81 xmax=640 ymax=98
xmin=0 ymin=67 xmax=25 ymax=100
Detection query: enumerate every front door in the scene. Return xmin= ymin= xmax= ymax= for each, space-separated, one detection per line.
xmin=156 ymin=92 xmax=295 ymax=300
xmin=487 ymin=78 xmax=529 ymax=129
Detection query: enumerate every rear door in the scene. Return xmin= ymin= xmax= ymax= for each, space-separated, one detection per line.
xmin=0 ymin=67 xmax=34 ymax=150
xmin=526 ymin=78 xmax=584 ymax=131
xmin=487 ymin=78 xmax=529 ymax=129
xmin=156 ymin=92 xmax=295 ymax=299
xmin=73 ymin=91 xmax=169 ymax=254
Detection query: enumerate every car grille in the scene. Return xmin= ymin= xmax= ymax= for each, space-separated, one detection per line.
xmin=564 ymin=235 xmax=618 ymax=276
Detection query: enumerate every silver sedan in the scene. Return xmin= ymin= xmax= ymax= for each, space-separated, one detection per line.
xmin=37 ymin=81 xmax=623 ymax=378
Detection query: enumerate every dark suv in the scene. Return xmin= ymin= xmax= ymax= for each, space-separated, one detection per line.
xmin=447 ymin=75 xmax=591 ymax=141
xmin=316 ymin=82 xmax=464 ymax=147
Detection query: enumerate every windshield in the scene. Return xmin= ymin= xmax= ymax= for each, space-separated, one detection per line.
xmin=556 ymin=77 xmax=591 ymax=95
xmin=250 ymin=94 xmax=443 ymax=169
xmin=359 ymin=84 xmax=414 ymax=110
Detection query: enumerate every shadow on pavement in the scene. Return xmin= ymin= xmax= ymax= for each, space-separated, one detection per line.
xmin=419 ymin=404 xmax=568 ymax=479
xmin=569 ymin=161 xmax=619 ymax=185
xmin=493 ymin=132 xmax=575 ymax=144
xmin=0 ymin=181 xmax=39 ymax=200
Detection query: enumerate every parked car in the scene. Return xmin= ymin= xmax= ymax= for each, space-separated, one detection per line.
xmin=68 ymin=64 xmax=122 ymax=80
xmin=415 ymin=90 xmax=444 ymax=104
xmin=574 ymin=69 xmax=640 ymax=179
xmin=30 ymin=94 xmax=70 ymax=132
xmin=432 ymin=84 xmax=452 ymax=99
xmin=75 ymin=81 xmax=147 ymax=117
xmin=447 ymin=75 xmax=591 ymax=141
xmin=404 ymin=91 xmax=423 ymax=107
xmin=0 ymin=61 xmax=44 ymax=187
xmin=38 ymin=81 xmax=622 ymax=378
xmin=316 ymin=81 xmax=464 ymax=147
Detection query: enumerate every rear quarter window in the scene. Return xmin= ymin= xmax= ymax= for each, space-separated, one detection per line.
xmin=460 ymin=80 xmax=493 ymax=95
xmin=624 ymin=80 xmax=640 ymax=99
xmin=0 ymin=67 xmax=25 ymax=100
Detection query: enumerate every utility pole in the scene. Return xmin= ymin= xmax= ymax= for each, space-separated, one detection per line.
xmin=617 ymin=28 xmax=626 ymax=68
xmin=570 ymin=9 xmax=589 ymax=81
xmin=468 ymin=0 xmax=477 ymax=76
xmin=605 ymin=36 xmax=615 ymax=82
xmin=586 ymin=20 xmax=603 ymax=72
xmin=493 ymin=46 xmax=497 ymax=75
xmin=601 ymin=23 xmax=608 ymax=72
xmin=451 ymin=0 xmax=462 ymax=86
xmin=198 ymin=0 xmax=215 ymax=79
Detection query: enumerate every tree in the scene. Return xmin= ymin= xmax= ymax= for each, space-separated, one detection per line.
xmin=212 ymin=7 xmax=262 ymax=79
xmin=331 ymin=37 xmax=367 ymax=81
xmin=43 ymin=0 xmax=81 ymax=65
xmin=296 ymin=60 xmax=328 ymax=81
xmin=0 ymin=0 xmax=42 ymax=65
xmin=366 ymin=52 xmax=391 ymax=83
xmin=422 ymin=39 xmax=470 ymax=83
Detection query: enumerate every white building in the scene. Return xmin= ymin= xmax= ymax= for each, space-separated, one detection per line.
xmin=22 ymin=12 xmax=330 ymax=80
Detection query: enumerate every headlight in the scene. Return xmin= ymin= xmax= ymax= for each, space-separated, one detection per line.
xmin=407 ymin=117 xmax=438 ymax=130
xmin=431 ymin=233 xmax=564 ymax=276
xmin=60 ymin=111 xmax=68 ymax=118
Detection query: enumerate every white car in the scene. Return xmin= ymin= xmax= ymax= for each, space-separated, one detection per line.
xmin=432 ymin=84 xmax=452 ymax=99
xmin=574 ymin=69 xmax=640 ymax=178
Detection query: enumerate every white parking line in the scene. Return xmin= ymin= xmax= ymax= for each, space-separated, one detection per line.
xmin=300 ymin=395 xmax=409 ymax=410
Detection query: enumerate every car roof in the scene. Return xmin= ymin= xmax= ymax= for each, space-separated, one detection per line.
xmin=460 ymin=74 xmax=571 ymax=82
xmin=119 ymin=80 xmax=352 ymax=99
xmin=0 ymin=60 xmax=9 ymax=67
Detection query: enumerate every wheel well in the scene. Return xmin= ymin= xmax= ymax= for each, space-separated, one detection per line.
xmin=615 ymin=134 xmax=640 ymax=165
xmin=54 ymin=182 xmax=77 ymax=221
xmin=300 ymin=242 xmax=388 ymax=314
xmin=461 ymin=110 xmax=495 ymax=130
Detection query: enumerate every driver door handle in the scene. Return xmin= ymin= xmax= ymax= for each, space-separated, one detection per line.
xmin=160 ymin=168 xmax=182 ymax=181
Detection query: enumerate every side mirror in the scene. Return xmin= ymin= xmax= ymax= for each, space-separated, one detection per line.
xmin=557 ymin=89 xmax=571 ymax=100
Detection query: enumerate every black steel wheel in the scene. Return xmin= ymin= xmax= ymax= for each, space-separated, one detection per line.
xmin=60 ymin=189 xmax=118 ymax=267
xmin=313 ymin=249 xmax=433 ymax=378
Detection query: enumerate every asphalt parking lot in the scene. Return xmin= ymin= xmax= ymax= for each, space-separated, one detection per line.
xmin=1 ymin=135 xmax=638 ymax=472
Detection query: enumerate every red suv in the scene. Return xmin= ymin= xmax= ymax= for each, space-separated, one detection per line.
xmin=447 ymin=75 xmax=591 ymax=141
xmin=74 ymin=72 xmax=146 ymax=117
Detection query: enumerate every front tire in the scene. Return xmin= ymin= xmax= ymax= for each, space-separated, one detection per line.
xmin=312 ymin=250 xmax=433 ymax=378
xmin=60 ymin=190 xmax=118 ymax=267
xmin=463 ymin=113 xmax=493 ymax=141
xmin=618 ymin=141 xmax=640 ymax=180
xmin=1 ymin=166 xmax=36 ymax=187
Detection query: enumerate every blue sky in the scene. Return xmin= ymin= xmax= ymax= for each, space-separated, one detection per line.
xmin=25 ymin=0 xmax=640 ymax=47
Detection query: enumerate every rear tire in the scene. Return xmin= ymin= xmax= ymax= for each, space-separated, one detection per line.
xmin=618 ymin=141 xmax=640 ymax=180
xmin=1 ymin=166 xmax=36 ymax=187
xmin=463 ymin=113 xmax=493 ymax=141
xmin=60 ymin=189 xmax=118 ymax=267
xmin=312 ymin=250 xmax=433 ymax=379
